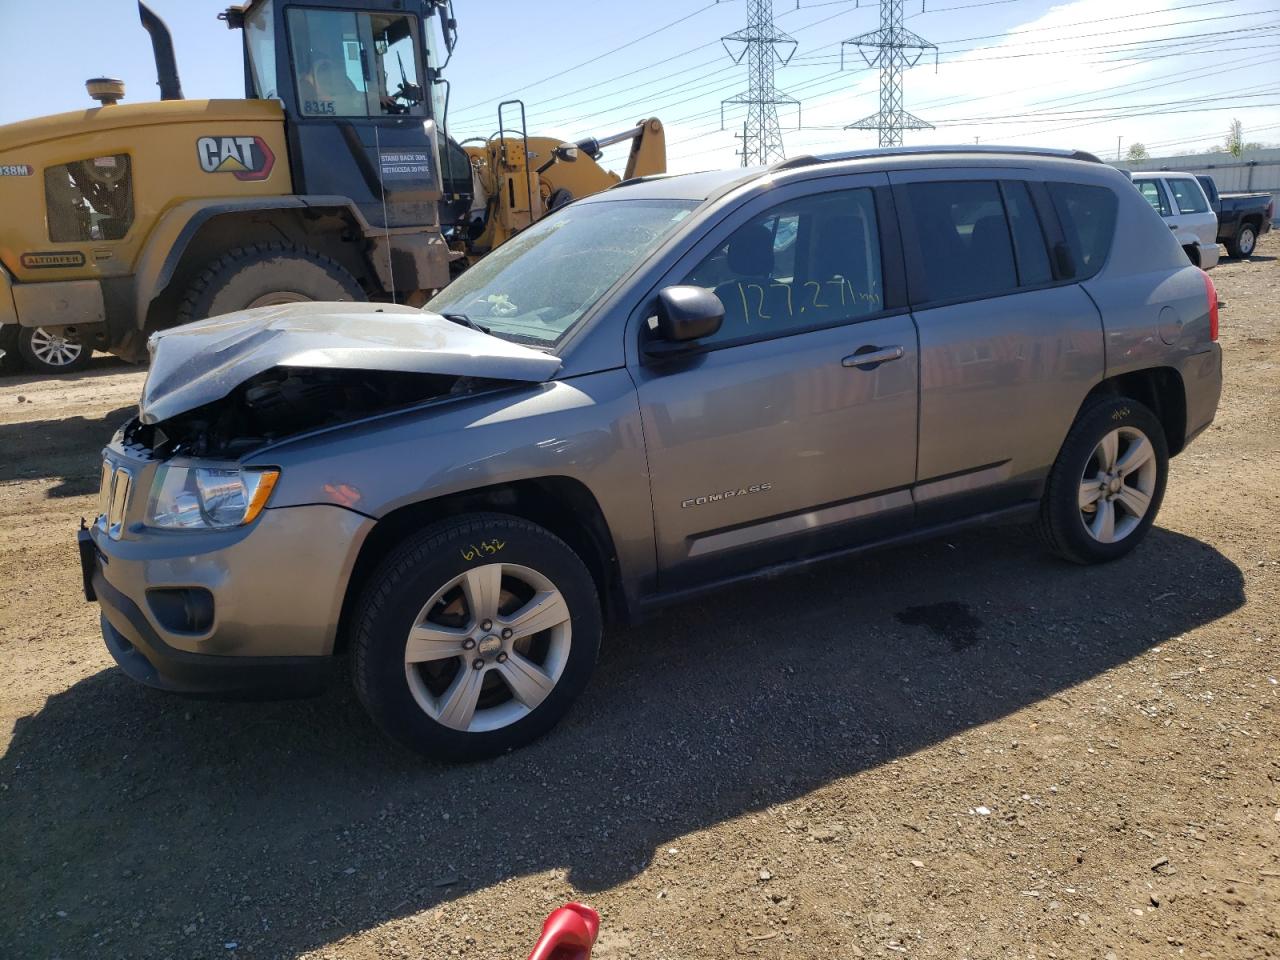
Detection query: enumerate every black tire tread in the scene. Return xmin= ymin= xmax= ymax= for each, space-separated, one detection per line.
xmin=1036 ymin=394 xmax=1167 ymax=565
xmin=1225 ymin=221 xmax=1256 ymax=259
xmin=350 ymin=513 xmax=599 ymax=759
xmin=176 ymin=241 xmax=363 ymax=325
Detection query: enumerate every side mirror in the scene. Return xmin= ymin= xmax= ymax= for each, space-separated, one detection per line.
xmin=645 ymin=286 xmax=724 ymax=356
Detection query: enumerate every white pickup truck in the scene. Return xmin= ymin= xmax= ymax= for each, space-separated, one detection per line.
xmin=1131 ymin=171 xmax=1221 ymax=269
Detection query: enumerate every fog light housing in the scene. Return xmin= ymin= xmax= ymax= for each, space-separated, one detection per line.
xmin=147 ymin=587 xmax=215 ymax=635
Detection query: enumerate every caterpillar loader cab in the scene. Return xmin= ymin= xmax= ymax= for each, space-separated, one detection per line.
xmin=0 ymin=0 xmax=666 ymax=375
xmin=0 ymin=0 xmax=459 ymax=373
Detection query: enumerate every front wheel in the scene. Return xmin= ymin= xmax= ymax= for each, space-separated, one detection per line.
xmin=17 ymin=326 xmax=92 ymax=374
xmin=1037 ymin=397 xmax=1169 ymax=565
xmin=352 ymin=514 xmax=602 ymax=761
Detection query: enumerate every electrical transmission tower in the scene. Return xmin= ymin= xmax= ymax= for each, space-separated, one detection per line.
xmin=842 ymin=0 xmax=937 ymax=147
xmin=720 ymin=0 xmax=800 ymax=165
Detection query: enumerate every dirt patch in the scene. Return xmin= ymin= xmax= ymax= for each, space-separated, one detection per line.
xmin=1 ymin=240 xmax=1278 ymax=959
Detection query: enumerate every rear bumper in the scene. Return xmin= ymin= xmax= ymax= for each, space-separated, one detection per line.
xmin=96 ymin=570 xmax=332 ymax=699
xmin=1195 ymin=241 xmax=1221 ymax=270
xmin=1180 ymin=343 xmax=1222 ymax=451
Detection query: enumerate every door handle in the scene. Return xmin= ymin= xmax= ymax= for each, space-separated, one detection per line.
xmin=843 ymin=345 xmax=904 ymax=370
xmin=1169 ymin=224 xmax=1178 ymax=230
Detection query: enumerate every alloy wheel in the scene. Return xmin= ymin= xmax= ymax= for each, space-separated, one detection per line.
xmin=28 ymin=327 xmax=84 ymax=368
xmin=1078 ymin=426 xmax=1159 ymax=543
xmin=404 ymin=563 xmax=572 ymax=733
xmin=1239 ymin=225 xmax=1256 ymax=257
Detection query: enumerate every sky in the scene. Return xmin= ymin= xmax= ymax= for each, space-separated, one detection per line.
xmin=1 ymin=0 xmax=1277 ymax=175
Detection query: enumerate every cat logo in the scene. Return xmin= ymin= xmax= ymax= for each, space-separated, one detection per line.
xmin=195 ymin=135 xmax=275 ymax=181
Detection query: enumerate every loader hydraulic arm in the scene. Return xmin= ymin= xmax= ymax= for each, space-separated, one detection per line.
xmin=574 ymin=118 xmax=666 ymax=181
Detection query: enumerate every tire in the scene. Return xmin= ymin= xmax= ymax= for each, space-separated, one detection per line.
xmin=176 ymin=241 xmax=366 ymax=325
xmin=1226 ymin=222 xmax=1258 ymax=259
xmin=1036 ymin=396 xmax=1169 ymax=565
xmin=352 ymin=513 xmax=602 ymax=762
xmin=16 ymin=325 xmax=93 ymax=374
xmin=0 ymin=325 xmax=20 ymax=375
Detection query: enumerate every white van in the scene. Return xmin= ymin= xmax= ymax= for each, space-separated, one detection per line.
xmin=1131 ymin=172 xmax=1221 ymax=269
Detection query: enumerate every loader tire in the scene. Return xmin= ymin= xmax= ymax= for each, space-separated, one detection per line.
xmin=176 ymin=242 xmax=366 ymax=325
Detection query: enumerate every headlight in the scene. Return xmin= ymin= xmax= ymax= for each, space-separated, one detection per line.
xmin=147 ymin=465 xmax=280 ymax=530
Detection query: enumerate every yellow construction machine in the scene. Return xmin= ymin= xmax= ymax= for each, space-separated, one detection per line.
xmin=0 ymin=1 xmax=665 ymax=373
xmin=458 ymin=105 xmax=667 ymax=261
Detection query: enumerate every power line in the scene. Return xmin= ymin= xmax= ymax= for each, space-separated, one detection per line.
xmin=519 ymin=0 xmax=875 ymax=132
xmin=666 ymin=46 xmax=1280 ymax=164
xmin=449 ymin=1 xmax=721 ymax=116
xmin=673 ymin=34 xmax=1275 ymax=150
xmin=512 ymin=0 xmax=1265 ymax=139
xmin=561 ymin=1 xmax=1271 ymax=140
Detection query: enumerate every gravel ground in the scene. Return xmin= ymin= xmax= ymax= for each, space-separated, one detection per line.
xmin=1 ymin=237 xmax=1277 ymax=960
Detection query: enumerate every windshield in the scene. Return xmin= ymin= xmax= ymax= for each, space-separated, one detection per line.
xmin=244 ymin=0 xmax=276 ymax=98
xmin=425 ymin=199 xmax=698 ymax=347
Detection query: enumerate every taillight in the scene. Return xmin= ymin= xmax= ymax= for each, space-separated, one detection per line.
xmin=1202 ymin=269 xmax=1219 ymax=342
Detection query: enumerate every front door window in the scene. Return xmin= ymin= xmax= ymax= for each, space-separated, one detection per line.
xmin=681 ymin=188 xmax=884 ymax=343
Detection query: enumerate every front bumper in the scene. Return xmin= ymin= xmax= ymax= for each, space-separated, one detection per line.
xmin=1196 ymin=241 xmax=1221 ymax=270
xmin=87 ymin=500 xmax=374 ymax=698
xmin=96 ymin=574 xmax=331 ymax=699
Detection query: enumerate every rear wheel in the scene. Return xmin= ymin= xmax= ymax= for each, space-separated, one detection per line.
xmin=352 ymin=514 xmax=602 ymax=761
xmin=1037 ymin=397 xmax=1168 ymax=565
xmin=16 ymin=325 xmax=92 ymax=374
xmin=1226 ymin=222 xmax=1258 ymax=258
xmin=176 ymin=241 xmax=366 ymax=324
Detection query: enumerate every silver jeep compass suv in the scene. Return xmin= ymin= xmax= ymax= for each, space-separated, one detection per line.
xmin=83 ymin=147 xmax=1223 ymax=760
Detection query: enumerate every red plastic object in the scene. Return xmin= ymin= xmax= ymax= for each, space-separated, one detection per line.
xmin=527 ymin=903 xmax=601 ymax=960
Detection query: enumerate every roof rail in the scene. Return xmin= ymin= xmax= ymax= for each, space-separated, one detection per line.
xmin=608 ymin=172 xmax=678 ymax=190
xmin=772 ymin=145 xmax=1103 ymax=172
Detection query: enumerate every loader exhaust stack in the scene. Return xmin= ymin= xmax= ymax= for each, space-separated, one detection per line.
xmin=138 ymin=2 xmax=184 ymax=101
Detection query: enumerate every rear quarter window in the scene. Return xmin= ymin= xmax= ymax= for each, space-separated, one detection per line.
xmin=1047 ymin=182 xmax=1117 ymax=281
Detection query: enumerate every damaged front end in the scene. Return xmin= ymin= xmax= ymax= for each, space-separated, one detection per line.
xmin=128 ymin=366 xmax=503 ymax=460
xmin=123 ymin=301 xmax=563 ymax=458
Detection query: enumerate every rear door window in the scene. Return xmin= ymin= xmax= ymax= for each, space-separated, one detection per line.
xmin=1137 ymin=179 xmax=1172 ymax=217
xmin=901 ymin=180 xmax=1018 ymax=303
xmin=1046 ymin=182 xmax=1118 ymax=281
xmin=1168 ymin=177 xmax=1209 ymax=215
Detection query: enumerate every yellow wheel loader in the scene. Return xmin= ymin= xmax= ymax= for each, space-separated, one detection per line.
xmin=0 ymin=1 xmax=665 ymax=374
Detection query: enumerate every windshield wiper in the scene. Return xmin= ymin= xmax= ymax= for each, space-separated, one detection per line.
xmin=442 ymin=312 xmax=491 ymax=335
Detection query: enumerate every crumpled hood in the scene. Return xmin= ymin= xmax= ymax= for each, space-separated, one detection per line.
xmin=139 ymin=302 xmax=562 ymax=424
